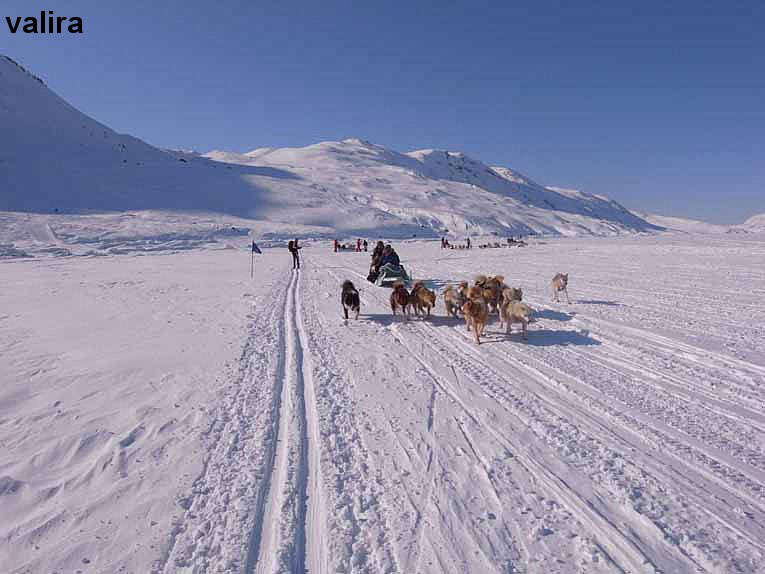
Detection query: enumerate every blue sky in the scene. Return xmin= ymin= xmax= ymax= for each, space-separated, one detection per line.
xmin=2 ymin=0 xmax=763 ymax=223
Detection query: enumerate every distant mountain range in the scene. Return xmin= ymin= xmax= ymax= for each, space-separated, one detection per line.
xmin=4 ymin=53 xmax=757 ymax=240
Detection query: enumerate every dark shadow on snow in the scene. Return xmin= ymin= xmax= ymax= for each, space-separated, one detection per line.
xmin=576 ymin=299 xmax=623 ymax=307
xmin=523 ymin=328 xmax=600 ymax=347
xmin=358 ymin=313 xmax=459 ymax=327
xmin=534 ymin=309 xmax=575 ymax=322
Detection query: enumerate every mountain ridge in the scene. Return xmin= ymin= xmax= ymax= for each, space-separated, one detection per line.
xmin=2 ymin=54 xmax=658 ymax=238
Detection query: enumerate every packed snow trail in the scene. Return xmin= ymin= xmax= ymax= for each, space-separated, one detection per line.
xmin=249 ymin=267 xmax=328 ymax=574
xmin=3 ymin=234 xmax=765 ymax=574
xmin=296 ymin=234 xmax=765 ymax=574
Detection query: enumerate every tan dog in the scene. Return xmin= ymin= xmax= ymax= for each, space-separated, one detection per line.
xmin=390 ymin=282 xmax=411 ymax=316
xmin=462 ymin=286 xmax=490 ymax=344
xmin=552 ymin=273 xmax=570 ymax=303
xmin=443 ymin=281 xmax=468 ymax=317
xmin=409 ymin=281 xmax=437 ymax=317
xmin=500 ymin=301 xmax=534 ymax=339
xmin=501 ymin=287 xmax=523 ymax=304
xmin=475 ymin=274 xmax=506 ymax=314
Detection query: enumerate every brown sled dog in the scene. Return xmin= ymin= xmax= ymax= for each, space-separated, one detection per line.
xmin=462 ymin=286 xmax=490 ymax=345
xmin=390 ymin=281 xmax=411 ymax=316
xmin=475 ymin=274 xmax=506 ymax=314
xmin=409 ymin=281 xmax=437 ymax=317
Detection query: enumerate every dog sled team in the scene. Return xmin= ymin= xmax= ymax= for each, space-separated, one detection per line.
xmin=342 ymin=268 xmax=572 ymax=346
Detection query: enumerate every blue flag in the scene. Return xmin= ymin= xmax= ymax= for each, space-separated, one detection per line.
xmin=251 ymin=241 xmax=262 ymax=254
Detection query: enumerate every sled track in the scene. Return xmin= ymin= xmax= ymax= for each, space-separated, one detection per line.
xmin=388 ymin=323 xmax=667 ymax=574
xmin=250 ymin=269 xmax=326 ymax=574
xmin=338 ymin=263 xmax=764 ymax=572
xmin=344 ymin=266 xmax=654 ymax=571
xmin=303 ymin=266 xmax=402 ymax=573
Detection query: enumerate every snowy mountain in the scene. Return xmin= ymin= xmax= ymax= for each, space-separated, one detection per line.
xmin=0 ymin=55 xmax=270 ymax=215
xmin=205 ymin=140 xmax=659 ymax=237
xmin=636 ymin=212 xmax=732 ymax=234
xmin=740 ymin=213 xmax=765 ymax=232
xmin=1 ymin=53 xmax=659 ymax=254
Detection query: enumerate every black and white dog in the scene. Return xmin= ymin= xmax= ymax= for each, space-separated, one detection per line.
xmin=341 ymin=280 xmax=360 ymax=320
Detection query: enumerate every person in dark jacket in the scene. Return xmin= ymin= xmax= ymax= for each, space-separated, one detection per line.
xmin=288 ymin=238 xmax=301 ymax=269
xmin=379 ymin=244 xmax=400 ymax=268
xmin=367 ymin=241 xmax=387 ymax=282
xmin=371 ymin=240 xmax=384 ymax=261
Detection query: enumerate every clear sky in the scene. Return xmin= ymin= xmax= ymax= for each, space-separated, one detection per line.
xmin=2 ymin=0 xmax=763 ymax=223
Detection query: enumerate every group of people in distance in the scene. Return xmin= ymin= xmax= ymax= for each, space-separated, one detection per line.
xmin=334 ymin=238 xmax=368 ymax=252
xmin=441 ymin=236 xmax=472 ymax=249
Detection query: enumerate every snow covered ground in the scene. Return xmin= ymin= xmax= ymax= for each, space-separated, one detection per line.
xmin=2 ymin=232 xmax=765 ymax=574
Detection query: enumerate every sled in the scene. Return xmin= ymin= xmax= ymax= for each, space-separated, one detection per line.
xmin=374 ymin=263 xmax=410 ymax=287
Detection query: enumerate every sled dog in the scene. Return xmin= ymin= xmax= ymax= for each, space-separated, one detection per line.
xmin=500 ymin=301 xmax=534 ymax=340
xmin=341 ymin=280 xmax=360 ymax=320
xmin=462 ymin=286 xmax=490 ymax=345
xmin=390 ymin=282 xmax=411 ymax=317
xmin=475 ymin=274 xmax=506 ymax=314
xmin=552 ymin=273 xmax=570 ymax=303
xmin=501 ymin=287 xmax=523 ymax=305
xmin=409 ymin=281 xmax=437 ymax=317
xmin=443 ymin=281 xmax=468 ymax=317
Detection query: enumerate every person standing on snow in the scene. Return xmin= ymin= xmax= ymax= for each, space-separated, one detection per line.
xmin=288 ymin=238 xmax=302 ymax=269
xmin=466 ymin=237 xmax=471 ymax=249
xmin=333 ymin=239 xmax=338 ymax=253
xmin=363 ymin=239 xmax=368 ymax=252
xmin=356 ymin=238 xmax=361 ymax=252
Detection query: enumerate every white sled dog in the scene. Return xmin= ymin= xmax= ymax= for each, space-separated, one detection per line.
xmin=551 ymin=273 xmax=570 ymax=303
xmin=500 ymin=300 xmax=534 ymax=340
xmin=443 ymin=281 xmax=468 ymax=317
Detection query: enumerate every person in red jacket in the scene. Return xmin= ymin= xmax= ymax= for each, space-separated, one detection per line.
xmin=356 ymin=238 xmax=361 ymax=252
xmin=333 ymin=239 xmax=338 ymax=252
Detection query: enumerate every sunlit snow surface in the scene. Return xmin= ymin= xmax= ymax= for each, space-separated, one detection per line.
xmin=2 ymin=233 xmax=764 ymax=574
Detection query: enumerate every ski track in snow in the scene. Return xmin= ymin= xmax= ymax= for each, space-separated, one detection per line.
xmin=156 ymin=269 xmax=291 ymax=574
xmin=250 ymin=267 xmax=326 ymax=574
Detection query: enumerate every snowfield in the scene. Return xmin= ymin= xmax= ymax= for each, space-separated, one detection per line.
xmin=2 ymin=233 xmax=765 ymax=574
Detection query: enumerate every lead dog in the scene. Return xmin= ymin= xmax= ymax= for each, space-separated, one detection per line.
xmin=552 ymin=273 xmax=570 ymax=303
xmin=341 ymin=280 xmax=360 ymax=320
